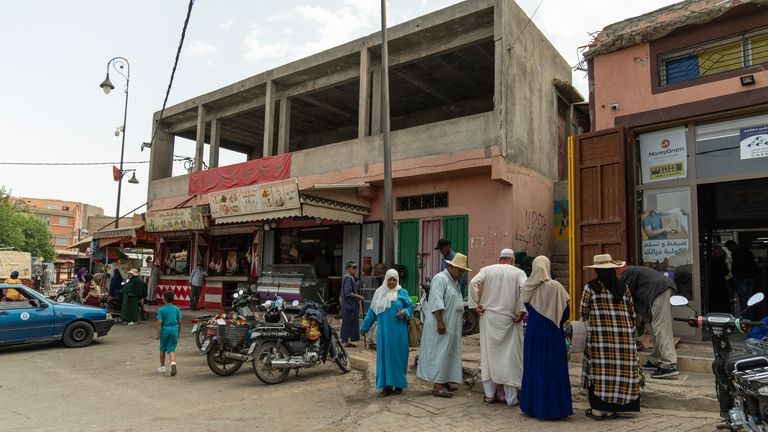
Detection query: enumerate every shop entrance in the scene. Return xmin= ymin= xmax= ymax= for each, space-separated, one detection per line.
xmin=698 ymin=178 xmax=768 ymax=315
xmin=277 ymin=224 xmax=344 ymax=279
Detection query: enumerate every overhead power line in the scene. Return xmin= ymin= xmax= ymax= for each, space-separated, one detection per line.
xmin=0 ymin=158 xmax=189 ymax=166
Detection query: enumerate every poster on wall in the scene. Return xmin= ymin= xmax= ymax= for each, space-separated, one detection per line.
xmin=739 ymin=124 xmax=768 ymax=160
xmin=639 ymin=126 xmax=688 ymax=183
xmin=146 ymin=207 xmax=207 ymax=232
xmin=553 ymin=200 xmax=569 ymax=241
xmin=640 ymin=207 xmax=690 ymax=263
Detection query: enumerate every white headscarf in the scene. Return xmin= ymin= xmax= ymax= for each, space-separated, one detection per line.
xmin=370 ymin=269 xmax=401 ymax=315
xmin=521 ymin=256 xmax=570 ymax=327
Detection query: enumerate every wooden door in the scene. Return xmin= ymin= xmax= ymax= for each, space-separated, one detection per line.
xmin=396 ymin=220 xmax=420 ymax=296
xmin=573 ymin=128 xmax=629 ymax=303
xmin=420 ymin=218 xmax=442 ymax=284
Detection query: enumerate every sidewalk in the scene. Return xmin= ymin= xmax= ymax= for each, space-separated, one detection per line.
xmin=346 ymin=333 xmax=720 ymax=413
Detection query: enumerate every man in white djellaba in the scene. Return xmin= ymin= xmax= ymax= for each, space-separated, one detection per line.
xmin=468 ymin=248 xmax=527 ymax=405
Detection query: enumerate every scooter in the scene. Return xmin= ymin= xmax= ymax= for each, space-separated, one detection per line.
xmin=670 ymin=292 xmax=768 ymax=431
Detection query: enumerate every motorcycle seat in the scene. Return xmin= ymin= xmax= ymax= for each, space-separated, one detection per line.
xmin=727 ymin=352 xmax=768 ymax=374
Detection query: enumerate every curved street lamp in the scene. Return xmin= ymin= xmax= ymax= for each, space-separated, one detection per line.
xmin=100 ymin=57 xmax=130 ymax=229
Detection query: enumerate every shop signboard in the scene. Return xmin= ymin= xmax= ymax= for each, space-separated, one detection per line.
xmin=739 ymin=124 xmax=768 ymax=160
xmin=639 ymin=126 xmax=687 ymax=183
xmin=208 ymin=178 xmax=300 ymax=219
xmin=146 ymin=207 xmax=206 ymax=232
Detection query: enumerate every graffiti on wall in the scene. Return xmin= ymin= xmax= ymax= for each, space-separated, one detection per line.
xmin=553 ymin=200 xmax=569 ymax=241
xmin=514 ymin=209 xmax=547 ymax=252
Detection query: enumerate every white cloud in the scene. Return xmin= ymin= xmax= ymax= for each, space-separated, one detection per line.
xmin=187 ymin=40 xmax=219 ymax=67
xmin=219 ymin=18 xmax=234 ymax=31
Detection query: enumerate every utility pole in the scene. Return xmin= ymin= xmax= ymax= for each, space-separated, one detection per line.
xmin=381 ymin=0 xmax=394 ymax=267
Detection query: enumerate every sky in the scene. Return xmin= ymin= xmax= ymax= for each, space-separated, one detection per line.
xmin=0 ymin=0 xmax=675 ymax=220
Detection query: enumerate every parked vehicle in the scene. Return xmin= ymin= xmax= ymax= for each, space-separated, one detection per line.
xmin=250 ymin=299 xmax=351 ymax=385
xmin=50 ymin=280 xmax=83 ymax=304
xmin=670 ymin=292 xmax=768 ymax=431
xmin=192 ymin=289 xmax=260 ymax=350
xmin=0 ymin=283 xmax=114 ymax=348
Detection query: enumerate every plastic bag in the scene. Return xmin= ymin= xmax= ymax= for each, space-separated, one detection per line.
xmin=569 ymin=320 xmax=588 ymax=354
xmin=408 ymin=316 xmax=423 ymax=348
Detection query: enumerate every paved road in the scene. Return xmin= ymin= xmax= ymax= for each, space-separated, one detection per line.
xmin=0 ymin=316 xmax=721 ymax=431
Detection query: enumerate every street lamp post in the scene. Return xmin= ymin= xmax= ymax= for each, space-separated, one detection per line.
xmin=100 ymin=57 xmax=130 ymax=229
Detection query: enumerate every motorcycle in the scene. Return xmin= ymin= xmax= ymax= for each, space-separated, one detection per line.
xmin=250 ymin=299 xmax=351 ymax=385
xmin=192 ymin=289 xmax=260 ymax=350
xmin=201 ymin=291 xmax=273 ymax=376
xmin=670 ymin=292 xmax=768 ymax=431
xmin=50 ymin=280 xmax=82 ymax=304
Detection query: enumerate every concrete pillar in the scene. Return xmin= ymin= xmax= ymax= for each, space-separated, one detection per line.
xmin=147 ymin=120 xmax=174 ymax=201
xmin=358 ymin=48 xmax=371 ymax=138
xmin=277 ymin=97 xmax=291 ymax=154
xmin=262 ymin=80 xmax=275 ymax=158
xmin=209 ymin=117 xmax=221 ymax=168
xmin=194 ymin=105 xmax=206 ymax=171
xmin=370 ymin=68 xmax=382 ymax=135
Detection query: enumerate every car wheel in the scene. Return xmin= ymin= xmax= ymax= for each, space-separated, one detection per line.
xmin=63 ymin=321 xmax=95 ymax=348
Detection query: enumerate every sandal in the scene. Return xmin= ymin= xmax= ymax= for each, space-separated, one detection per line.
xmin=604 ymin=412 xmax=618 ymax=420
xmin=445 ymin=383 xmax=459 ymax=392
xmin=343 ymin=342 xmax=356 ymax=348
xmin=483 ymin=396 xmax=496 ymax=404
xmin=432 ymin=388 xmax=453 ymax=398
xmin=585 ymin=409 xmax=606 ymax=421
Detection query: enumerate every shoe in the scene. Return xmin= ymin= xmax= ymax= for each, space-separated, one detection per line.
xmin=651 ymin=367 xmax=679 ymax=379
xmin=432 ymin=388 xmax=453 ymax=398
xmin=380 ymin=387 xmax=393 ymax=397
xmin=642 ymin=360 xmax=659 ymax=370
xmin=445 ymin=383 xmax=459 ymax=392
xmin=392 ymin=388 xmax=402 ymax=395
xmin=585 ymin=409 xmax=606 ymax=421
xmin=483 ymin=396 xmax=496 ymax=404
xmin=156 ymin=366 xmax=167 ymax=374
xmin=127 ymin=322 xmax=137 ymax=326
xmin=170 ymin=362 xmax=177 ymax=377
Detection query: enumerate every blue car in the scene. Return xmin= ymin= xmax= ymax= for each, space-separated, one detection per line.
xmin=0 ymin=283 xmax=114 ymax=348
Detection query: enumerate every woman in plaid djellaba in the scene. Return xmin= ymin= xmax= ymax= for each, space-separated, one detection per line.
xmin=580 ymin=254 xmax=641 ymax=421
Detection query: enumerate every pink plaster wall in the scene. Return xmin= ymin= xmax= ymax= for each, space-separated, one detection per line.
xmin=592 ymin=43 xmax=768 ymax=130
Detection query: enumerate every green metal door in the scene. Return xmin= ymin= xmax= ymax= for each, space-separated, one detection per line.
xmin=397 ymin=219 xmax=420 ymax=296
xmin=443 ymin=215 xmax=469 ymax=256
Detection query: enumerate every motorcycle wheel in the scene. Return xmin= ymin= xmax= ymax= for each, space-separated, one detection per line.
xmin=252 ymin=341 xmax=291 ymax=385
xmin=194 ymin=327 xmax=207 ymax=351
xmin=206 ymin=343 xmax=244 ymax=376
xmin=333 ymin=338 xmax=352 ymax=373
xmin=462 ymin=309 xmax=479 ymax=336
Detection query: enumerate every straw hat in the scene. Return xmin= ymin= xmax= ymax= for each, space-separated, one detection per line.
xmin=127 ymin=268 xmax=140 ymax=276
xmin=584 ymin=253 xmax=625 ymax=269
xmin=446 ymin=253 xmax=471 ymax=272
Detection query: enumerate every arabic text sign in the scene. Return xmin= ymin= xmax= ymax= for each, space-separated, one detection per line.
xmin=639 ymin=126 xmax=687 ymax=183
xmin=740 ymin=125 xmax=768 ymax=160
xmin=208 ymin=178 xmax=300 ymax=219
xmin=642 ymin=239 xmax=690 ymax=263
xmin=146 ymin=207 xmax=206 ymax=232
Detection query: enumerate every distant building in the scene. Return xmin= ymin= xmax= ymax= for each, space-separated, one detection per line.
xmin=13 ymin=197 xmax=105 ymax=281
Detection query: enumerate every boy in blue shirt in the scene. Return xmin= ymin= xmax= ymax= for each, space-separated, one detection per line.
xmin=156 ymin=290 xmax=182 ymax=376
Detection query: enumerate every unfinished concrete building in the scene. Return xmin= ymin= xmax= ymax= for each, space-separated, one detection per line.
xmin=145 ymin=0 xmax=578 ymax=308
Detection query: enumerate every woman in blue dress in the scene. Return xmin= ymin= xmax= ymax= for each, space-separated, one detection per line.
xmin=361 ymin=269 xmax=413 ymax=396
xmin=519 ymin=256 xmax=573 ymax=419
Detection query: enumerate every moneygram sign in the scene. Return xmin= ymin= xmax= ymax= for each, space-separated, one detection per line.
xmin=639 ymin=126 xmax=688 ymax=184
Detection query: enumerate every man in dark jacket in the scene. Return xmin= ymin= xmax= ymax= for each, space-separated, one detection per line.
xmin=620 ymin=265 xmax=678 ymax=379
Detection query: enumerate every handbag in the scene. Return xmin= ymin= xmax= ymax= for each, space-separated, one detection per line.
xmin=408 ymin=315 xmax=423 ymax=347
xmin=569 ymin=320 xmax=588 ymax=354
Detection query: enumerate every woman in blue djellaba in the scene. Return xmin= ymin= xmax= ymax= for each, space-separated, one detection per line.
xmin=361 ymin=269 xmax=413 ymax=396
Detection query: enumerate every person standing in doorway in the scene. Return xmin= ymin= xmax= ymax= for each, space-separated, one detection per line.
xmin=417 ymin=253 xmax=470 ymax=398
xmin=726 ymin=240 xmax=758 ymax=317
xmin=189 ymin=263 xmax=206 ymax=311
xmin=468 ymin=248 xmax=527 ymax=406
xmin=341 ymin=261 xmax=364 ymax=347
xmin=620 ymin=265 xmax=679 ymax=379
xmin=435 ymin=238 xmax=468 ymax=297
